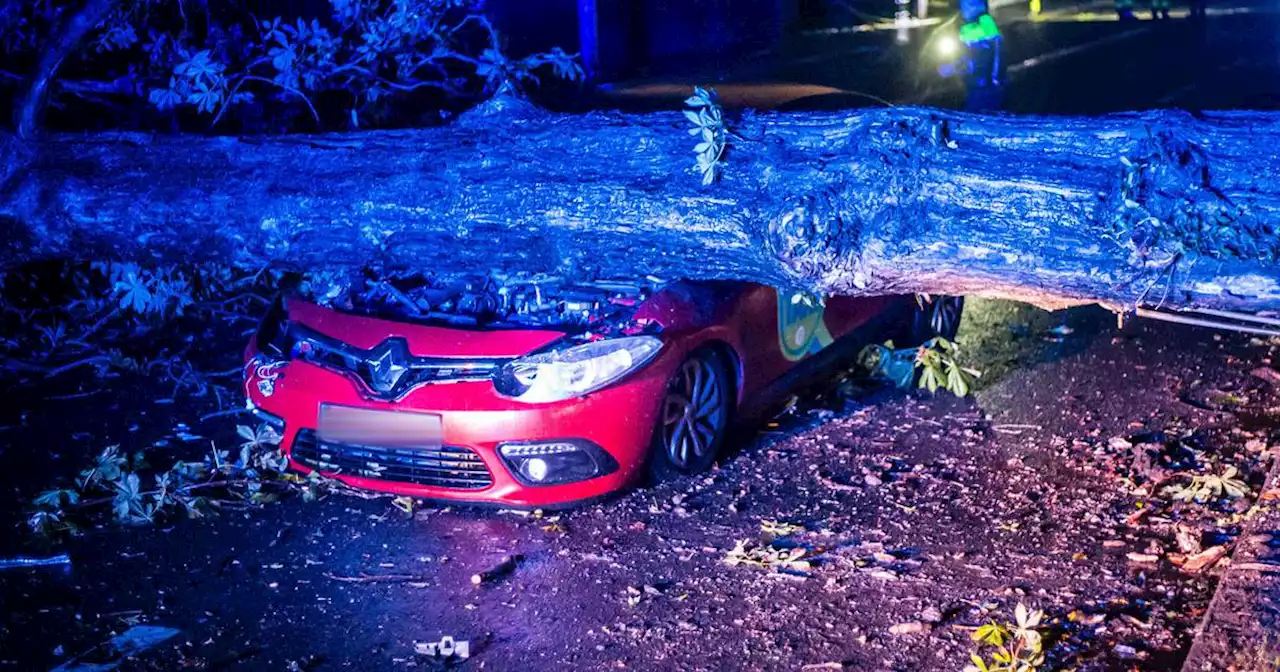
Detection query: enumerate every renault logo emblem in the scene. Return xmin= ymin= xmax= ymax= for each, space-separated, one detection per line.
xmin=363 ymin=339 xmax=410 ymax=394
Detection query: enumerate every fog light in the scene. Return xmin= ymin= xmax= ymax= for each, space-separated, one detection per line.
xmin=523 ymin=458 xmax=549 ymax=482
xmin=498 ymin=439 xmax=619 ymax=487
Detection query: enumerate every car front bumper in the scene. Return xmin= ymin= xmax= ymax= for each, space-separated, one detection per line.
xmin=243 ymin=343 xmax=677 ymax=508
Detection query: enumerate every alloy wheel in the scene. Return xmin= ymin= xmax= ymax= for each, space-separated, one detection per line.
xmin=928 ymin=296 xmax=964 ymax=339
xmin=660 ymin=357 xmax=727 ymax=470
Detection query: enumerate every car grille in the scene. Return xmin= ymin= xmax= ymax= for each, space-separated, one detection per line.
xmin=291 ymin=429 xmax=493 ymax=490
xmin=293 ymin=329 xmax=506 ymax=400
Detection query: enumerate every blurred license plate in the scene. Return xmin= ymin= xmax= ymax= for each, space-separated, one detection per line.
xmin=318 ymin=404 xmax=443 ymax=449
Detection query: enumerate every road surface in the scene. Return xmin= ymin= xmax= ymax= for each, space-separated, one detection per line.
xmin=601 ymin=0 xmax=1280 ymax=114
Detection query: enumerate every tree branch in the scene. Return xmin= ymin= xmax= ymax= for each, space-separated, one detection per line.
xmin=13 ymin=0 xmax=117 ymax=139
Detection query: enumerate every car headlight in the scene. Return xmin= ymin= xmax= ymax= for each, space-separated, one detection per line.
xmin=494 ymin=336 xmax=663 ymax=403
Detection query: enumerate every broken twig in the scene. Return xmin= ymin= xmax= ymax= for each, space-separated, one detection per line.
xmin=323 ymin=572 xmax=432 ymax=584
xmin=471 ymin=554 xmax=523 ymax=585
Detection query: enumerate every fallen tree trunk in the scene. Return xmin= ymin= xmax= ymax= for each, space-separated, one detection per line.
xmin=3 ymin=100 xmax=1280 ymax=312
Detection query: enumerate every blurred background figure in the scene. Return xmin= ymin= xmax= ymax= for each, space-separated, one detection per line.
xmin=935 ymin=0 xmax=1004 ymax=109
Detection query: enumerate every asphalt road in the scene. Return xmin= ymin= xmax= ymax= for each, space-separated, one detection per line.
xmin=602 ymin=0 xmax=1280 ymax=114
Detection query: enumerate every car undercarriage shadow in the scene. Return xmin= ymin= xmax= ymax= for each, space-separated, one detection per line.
xmin=720 ymin=373 xmax=906 ymax=466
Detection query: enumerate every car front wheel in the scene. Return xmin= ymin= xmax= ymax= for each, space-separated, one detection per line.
xmin=649 ymin=348 xmax=731 ymax=481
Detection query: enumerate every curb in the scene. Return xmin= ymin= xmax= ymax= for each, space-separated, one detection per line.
xmin=1181 ymin=453 xmax=1280 ymax=671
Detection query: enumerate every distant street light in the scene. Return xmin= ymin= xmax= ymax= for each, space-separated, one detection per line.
xmin=936 ymin=34 xmax=960 ymax=58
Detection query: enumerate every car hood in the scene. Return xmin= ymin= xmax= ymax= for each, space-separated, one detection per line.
xmin=286 ymin=299 xmax=566 ymax=359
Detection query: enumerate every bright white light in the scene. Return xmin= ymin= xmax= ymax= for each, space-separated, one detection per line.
xmin=505 ymin=336 xmax=663 ymax=403
xmin=936 ymin=35 xmax=959 ymax=58
xmin=525 ymin=458 xmax=549 ymax=482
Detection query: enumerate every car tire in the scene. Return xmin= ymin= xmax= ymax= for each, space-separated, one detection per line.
xmin=901 ymin=295 xmax=964 ymax=347
xmin=648 ymin=348 xmax=732 ymax=482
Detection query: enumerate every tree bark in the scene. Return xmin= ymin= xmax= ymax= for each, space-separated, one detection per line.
xmin=3 ymin=102 xmax=1280 ymax=313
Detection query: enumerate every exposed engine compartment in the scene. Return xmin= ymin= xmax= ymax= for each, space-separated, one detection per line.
xmin=305 ymin=271 xmax=664 ymax=331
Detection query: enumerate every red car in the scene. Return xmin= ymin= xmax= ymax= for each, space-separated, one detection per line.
xmin=243 ymin=278 xmax=961 ymax=508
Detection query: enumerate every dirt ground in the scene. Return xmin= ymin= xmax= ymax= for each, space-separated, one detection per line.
xmin=2 ymin=298 xmax=1279 ymax=671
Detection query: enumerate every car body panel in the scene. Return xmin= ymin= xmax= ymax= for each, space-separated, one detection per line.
xmin=286 ymin=299 xmax=567 ymax=358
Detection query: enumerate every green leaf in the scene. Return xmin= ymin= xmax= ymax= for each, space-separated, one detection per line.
xmin=919 ymin=366 xmax=940 ymax=393
xmin=974 ymin=622 xmax=1006 ymax=646
xmin=34 ymin=489 xmax=79 ymax=508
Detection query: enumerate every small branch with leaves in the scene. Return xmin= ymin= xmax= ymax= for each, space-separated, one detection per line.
xmin=27 ymin=424 xmax=338 ymax=536
xmin=684 ymin=86 xmax=729 ymax=186
xmin=915 ymin=337 xmax=980 ymax=397
xmin=1163 ymin=463 xmax=1250 ymax=504
xmin=966 ymin=603 xmax=1047 ymax=672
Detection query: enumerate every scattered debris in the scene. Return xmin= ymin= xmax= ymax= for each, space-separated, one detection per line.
xmin=413 ymin=635 xmax=470 ymax=660
xmin=966 ymin=604 xmax=1045 ymax=672
xmin=921 ymin=605 xmax=945 ymax=624
xmin=889 ymin=621 xmax=929 ymax=636
xmin=51 ymin=625 xmax=179 ymax=672
xmin=991 ymin=424 xmax=1042 ymax=435
xmin=914 ymin=337 xmax=981 ymax=397
xmin=1175 ymin=524 xmax=1203 ymax=555
xmin=471 ymin=554 xmax=523 ymax=585
xmin=760 ymin=520 xmax=805 ymax=536
xmin=723 ymin=540 xmax=811 ymax=573
xmin=1249 ymin=367 xmax=1280 ymax=385
xmin=26 ymin=426 xmax=344 ymax=535
xmin=391 ymin=496 xmax=415 ymax=515
xmin=0 ymin=553 xmax=71 ymax=570
xmin=816 ymin=473 xmax=859 ymax=492
xmin=1164 ymin=465 xmax=1250 ymax=503
xmin=324 ymin=571 xmax=432 ymax=585
xmin=1171 ymin=546 xmax=1227 ymax=573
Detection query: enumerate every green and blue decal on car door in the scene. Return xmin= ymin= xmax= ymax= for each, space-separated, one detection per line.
xmin=776 ymin=289 xmax=833 ymax=362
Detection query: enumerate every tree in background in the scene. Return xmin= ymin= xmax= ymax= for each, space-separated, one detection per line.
xmin=1 ymin=0 xmax=582 ymax=135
